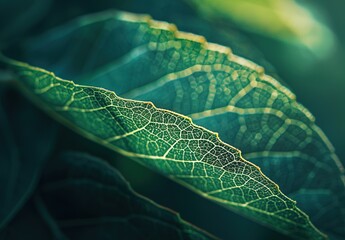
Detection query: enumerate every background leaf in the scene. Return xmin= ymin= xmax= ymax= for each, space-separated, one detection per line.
xmin=1 ymin=150 xmax=213 ymax=239
xmin=42 ymin=151 xmax=214 ymax=240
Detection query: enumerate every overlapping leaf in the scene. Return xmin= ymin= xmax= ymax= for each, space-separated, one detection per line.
xmin=1 ymin=10 xmax=339 ymax=239
xmin=2 ymin=151 xmax=213 ymax=240
xmin=44 ymin=151 xmax=214 ymax=240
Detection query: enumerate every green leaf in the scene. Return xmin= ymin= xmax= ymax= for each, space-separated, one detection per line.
xmin=3 ymin=58 xmax=324 ymax=239
xmin=0 ymin=80 xmax=213 ymax=240
xmin=0 ymin=11 xmax=328 ymax=239
xmin=0 ymin=85 xmax=56 ymax=230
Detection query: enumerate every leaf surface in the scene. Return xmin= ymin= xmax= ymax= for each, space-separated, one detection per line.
xmin=0 ymin=11 xmax=331 ymax=239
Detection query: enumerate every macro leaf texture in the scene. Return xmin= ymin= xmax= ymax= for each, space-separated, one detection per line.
xmin=1 ymin=56 xmax=324 ymax=239
xmin=0 ymin=84 xmax=213 ymax=240
xmin=1 ymin=10 xmax=341 ymax=239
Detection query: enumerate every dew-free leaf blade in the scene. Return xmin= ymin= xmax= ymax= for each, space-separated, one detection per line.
xmin=1 ymin=52 xmax=324 ymax=239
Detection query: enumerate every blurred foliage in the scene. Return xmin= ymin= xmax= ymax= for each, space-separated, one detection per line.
xmin=187 ymin=0 xmax=336 ymax=58
xmin=0 ymin=85 xmax=57 ymax=229
xmin=0 ymin=0 xmax=52 ymax=48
